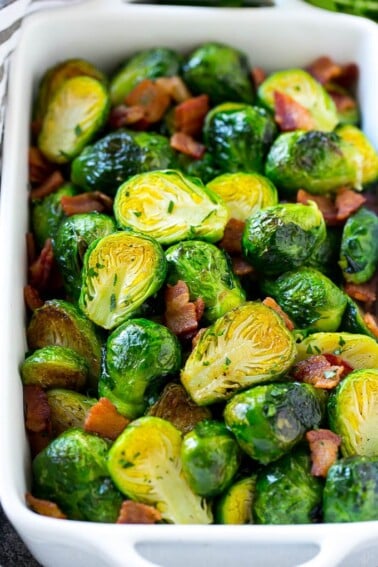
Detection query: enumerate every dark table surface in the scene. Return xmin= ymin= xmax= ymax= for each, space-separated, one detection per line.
xmin=0 ymin=505 xmax=41 ymax=567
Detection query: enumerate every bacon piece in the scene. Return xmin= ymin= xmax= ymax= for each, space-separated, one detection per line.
xmin=292 ymin=354 xmax=346 ymax=389
xmin=232 ymin=256 xmax=254 ymax=277
xmin=60 ymin=191 xmax=113 ymax=216
xmin=297 ymin=189 xmax=338 ymax=225
xmin=262 ymin=297 xmax=295 ymax=331
xmin=344 ymin=281 xmax=376 ymax=304
xmin=274 ymin=91 xmax=315 ymax=132
xmin=251 ymin=67 xmax=266 ymax=88
xmin=24 ymin=385 xmax=52 ymax=456
xmin=326 ymin=86 xmax=357 ymax=115
xmin=306 ymin=429 xmax=341 ymax=477
xmin=335 ymin=187 xmax=366 ymax=221
xmin=170 ymin=132 xmax=205 ymax=159
xmin=297 ymin=187 xmax=364 ymax=226
xmin=30 ymin=170 xmax=65 ymax=201
xmin=29 ymin=239 xmax=55 ymax=292
xmin=28 ymin=147 xmax=54 ymax=185
xmin=24 ymin=285 xmax=44 ymax=311
xmin=125 ymin=79 xmax=171 ymax=124
xmin=218 ymin=218 xmax=245 ymax=255
xmin=108 ymin=104 xmax=146 ymax=129
xmin=363 ymin=313 xmax=378 ymax=339
xmin=25 ymin=493 xmax=67 ymax=519
xmin=322 ymin=353 xmax=353 ymax=377
xmin=164 ymin=280 xmax=203 ymax=338
xmin=156 ymin=76 xmax=192 ymax=103
xmin=26 ymin=232 xmax=37 ymax=265
xmin=306 ymin=56 xmax=358 ymax=88
xmin=84 ymin=397 xmax=129 ymax=441
xmin=116 ymin=500 xmax=162 ymax=524
xmin=174 ymin=94 xmax=210 ymax=137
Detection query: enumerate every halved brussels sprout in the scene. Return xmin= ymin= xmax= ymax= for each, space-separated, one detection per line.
xmin=242 ymin=201 xmax=326 ymax=276
xmin=21 ymin=345 xmax=89 ymax=390
xmin=262 ymin=267 xmax=347 ymax=333
xmin=165 ymin=240 xmax=245 ymax=323
xmin=328 ymin=368 xmax=378 ymax=457
xmin=206 ymin=172 xmax=278 ymax=222
xmin=26 ymin=299 xmax=103 ymax=389
xmin=114 ymin=170 xmax=228 ymax=245
xmin=79 ymin=231 xmax=166 ymax=330
xmin=46 ymin=389 xmax=96 ymax=437
xmin=71 ymin=130 xmax=178 ymax=196
xmin=204 ymin=103 xmax=277 ymax=174
xmin=224 ymin=383 xmax=324 ymax=464
xmin=54 ymin=212 xmax=116 ymax=301
xmin=215 ymin=476 xmax=256 ymax=524
xmin=32 ymin=429 xmax=122 ymax=522
xmin=181 ymin=302 xmax=296 ymax=405
xmin=38 ymin=76 xmax=109 ymax=164
xmin=337 ymin=124 xmax=378 ymax=186
xmin=182 ymin=42 xmax=254 ymax=105
xmin=265 ymin=130 xmax=359 ymax=196
xmin=340 ymin=297 xmax=378 ymax=340
xmin=108 ymin=416 xmax=213 ymax=524
xmin=257 ymin=69 xmax=338 ymax=131
xmin=323 ymin=456 xmax=378 ymax=523
xmin=110 ymin=47 xmax=182 ymax=106
xmin=339 ymin=207 xmax=378 ymax=284
xmin=99 ymin=318 xmax=181 ymax=419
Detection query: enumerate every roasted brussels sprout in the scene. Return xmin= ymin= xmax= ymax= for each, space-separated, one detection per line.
xmin=254 ymin=449 xmax=323 ymax=524
xmin=38 ymin=76 xmax=109 ymax=164
xmin=204 ymin=103 xmax=277 ymax=174
xmin=26 ymin=300 xmax=103 ymax=388
xmin=165 ymin=240 xmax=245 ymax=323
xmin=79 ymin=231 xmax=166 ymax=330
xmin=262 ymin=267 xmax=347 ymax=333
xmin=339 ymin=207 xmax=378 ymax=284
xmin=71 ymin=129 xmax=177 ymax=196
xmin=337 ymin=124 xmax=378 ymax=186
xmin=21 ymin=346 xmax=89 ymax=391
xmin=224 ymin=382 xmax=324 ymax=464
xmin=184 ymin=151 xmax=221 ymax=185
xmin=215 ymin=476 xmax=256 ymax=524
xmin=99 ymin=318 xmax=181 ymax=419
xmin=110 ymin=47 xmax=182 ymax=105
xmin=206 ymin=172 xmax=278 ymax=222
xmin=181 ymin=302 xmax=296 ymax=405
xmin=108 ymin=416 xmax=213 ymax=524
xmin=306 ymin=226 xmax=342 ymax=277
xmin=323 ymin=456 xmax=378 ymax=523
xmin=328 ymin=368 xmax=378 ymax=457
xmin=258 ymin=68 xmax=338 ymax=131
xmin=265 ymin=130 xmax=358 ymax=195
xmin=242 ymin=201 xmax=326 ymax=276
xmin=181 ymin=420 xmax=240 ymax=497
xmin=182 ymin=42 xmax=254 ymax=105
xmin=46 ymin=389 xmax=96 ymax=436
xmin=54 ymin=212 xmax=116 ymax=301
xmin=114 ymin=170 xmax=228 ymax=245
xmin=32 ymin=429 xmax=122 ymax=522
xmin=340 ymin=297 xmax=377 ymax=340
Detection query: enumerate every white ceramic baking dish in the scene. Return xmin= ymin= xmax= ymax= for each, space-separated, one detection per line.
xmin=1 ymin=1 xmax=377 ymax=566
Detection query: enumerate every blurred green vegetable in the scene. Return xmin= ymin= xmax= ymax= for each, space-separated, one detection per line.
xmin=46 ymin=389 xmax=96 ymax=437
xmin=215 ymin=476 xmax=256 ymax=524
xmin=340 ymin=297 xmax=378 ymax=340
xmin=304 ymin=0 xmax=378 ymax=22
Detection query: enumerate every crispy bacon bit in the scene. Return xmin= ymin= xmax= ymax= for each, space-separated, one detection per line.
xmin=28 ymin=147 xmax=54 ymax=185
xmin=108 ymin=104 xmax=146 ymax=129
xmin=165 ymin=280 xmax=203 ymax=338
xmin=60 ymin=191 xmax=113 ymax=216
xmin=26 ymin=493 xmax=67 ymax=519
xmin=344 ymin=281 xmax=376 ymax=304
xmin=306 ymin=56 xmax=358 ymax=88
xmin=218 ymin=218 xmax=245 ymax=255
xmin=262 ymin=297 xmax=295 ymax=331
xmin=251 ymin=67 xmax=266 ymax=88
xmin=335 ymin=187 xmax=366 ymax=221
xmin=26 ymin=232 xmax=37 ymax=265
xmin=326 ymin=86 xmax=357 ymax=115
xmin=231 ymin=256 xmax=254 ymax=277
xmin=156 ymin=76 xmax=192 ymax=103
xmin=29 ymin=238 xmax=55 ymax=292
xmin=297 ymin=187 xmax=364 ymax=226
xmin=24 ymin=285 xmax=44 ymax=311
xmin=363 ymin=313 xmax=378 ymax=339
xmin=125 ymin=79 xmax=171 ymax=124
xmin=84 ymin=397 xmax=129 ymax=441
xmin=297 ymin=189 xmax=338 ymax=224
xmin=292 ymin=354 xmax=346 ymax=389
xmin=116 ymin=500 xmax=162 ymax=524
xmin=30 ymin=170 xmax=65 ymax=201
xmin=170 ymin=132 xmax=205 ymax=159
xmin=24 ymin=385 xmax=51 ymax=433
xmin=306 ymin=429 xmax=341 ymax=477
xmin=174 ymin=94 xmax=210 ymax=137
xmin=274 ymin=91 xmax=315 ymax=132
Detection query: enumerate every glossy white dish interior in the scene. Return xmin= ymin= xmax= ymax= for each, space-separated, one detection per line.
xmin=0 ymin=1 xmax=378 ymax=566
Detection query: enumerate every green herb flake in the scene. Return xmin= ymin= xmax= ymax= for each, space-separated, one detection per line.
xmin=133 ymin=211 xmax=142 ymax=217
xmin=225 ymin=357 xmax=232 ymax=366
xmin=306 ymin=344 xmax=314 ymax=355
xmin=110 ymin=293 xmax=116 ymax=312
xmin=338 ymin=336 xmax=346 ymax=347
xmin=167 ymin=200 xmax=174 ymax=213
xmin=74 ymin=124 xmax=83 ymax=136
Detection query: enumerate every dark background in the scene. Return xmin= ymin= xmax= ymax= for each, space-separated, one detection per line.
xmin=0 ymin=505 xmax=40 ymax=566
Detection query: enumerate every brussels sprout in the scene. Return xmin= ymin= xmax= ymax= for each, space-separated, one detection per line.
xmin=204 ymin=103 xmax=277 ymax=175
xmin=21 ymin=345 xmax=89 ymax=391
xmin=165 ymin=240 xmax=245 ymax=323
xmin=38 ymin=76 xmax=109 ymax=164
xmin=71 ymin=129 xmax=177 ymax=196
xmin=337 ymin=124 xmax=378 ymax=186
xmin=224 ymin=383 xmax=324 ymax=464
xmin=339 ymin=207 xmax=378 ymax=284
xmin=295 ymin=332 xmax=378 ymax=369
xmin=265 ymin=130 xmax=359 ymax=196
xmin=79 ymin=231 xmax=166 ymax=330
xmin=46 ymin=389 xmax=96 ymax=436
xmin=32 ymin=429 xmax=122 ymax=522
xmin=27 ymin=299 xmax=103 ymax=389
xmin=328 ymin=368 xmax=378 ymax=457
xmin=340 ymin=297 xmax=377 ymax=340
xmin=182 ymin=42 xmax=254 ymax=105
xmin=108 ymin=416 xmax=213 ymax=524
xmin=110 ymin=47 xmax=182 ymax=106
xmin=242 ymin=201 xmax=326 ymax=276
xmin=54 ymin=213 xmax=116 ymax=301
xmin=258 ymin=69 xmax=338 ymax=132
xmin=31 ymin=183 xmax=77 ymax=248
xmin=215 ymin=476 xmax=256 ymax=524
xmin=306 ymin=226 xmax=342 ymax=277
xmin=262 ymin=267 xmax=347 ymax=333
xmin=181 ymin=302 xmax=296 ymax=405
xmin=99 ymin=318 xmax=181 ymax=419
xmin=184 ymin=151 xmax=221 ymax=184
xmin=323 ymin=456 xmax=378 ymax=523
xmin=181 ymin=420 xmax=240 ymax=497
xmin=114 ymin=170 xmax=228 ymax=245
xmin=206 ymin=172 xmax=278 ymax=222
xmin=254 ymin=449 xmax=323 ymax=524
